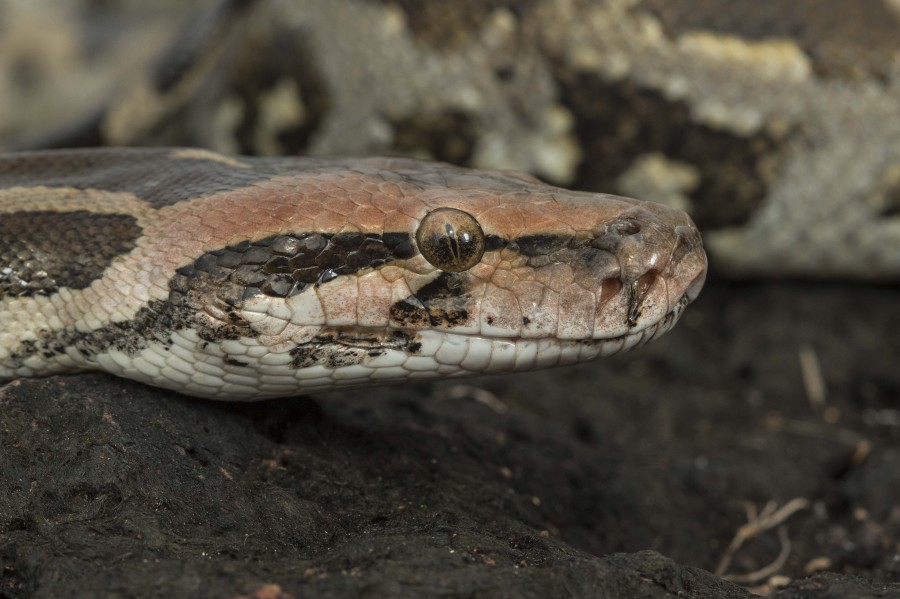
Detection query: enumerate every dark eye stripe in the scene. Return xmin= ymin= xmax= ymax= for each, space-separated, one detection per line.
xmin=512 ymin=234 xmax=574 ymax=256
xmin=169 ymin=231 xmax=413 ymax=306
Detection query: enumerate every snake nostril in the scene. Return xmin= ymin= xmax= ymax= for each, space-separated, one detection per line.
xmin=591 ymin=219 xmax=643 ymax=252
xmin=619 ymin=221 xmax=641 ymax=235
xmin=612 ymin=220 xmax=641 ymax=236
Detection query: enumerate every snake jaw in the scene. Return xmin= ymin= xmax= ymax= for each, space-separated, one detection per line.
xmin=0 ymin=149 xmax=707 ymax=399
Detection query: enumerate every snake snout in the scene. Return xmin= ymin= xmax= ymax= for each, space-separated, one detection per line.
xmin=675 ymin=224 xmax=708 ymax=303
xmin=591 ymin=207 xmax=678 ymax=284
xmin=587 ymin=201 xmax=707 ymax=331
xmin=685 ymin=266 xmax=707 ymax=303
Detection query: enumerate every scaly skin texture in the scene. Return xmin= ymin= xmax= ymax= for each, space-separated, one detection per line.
xmin=0 ymin=148 xmax=706 ymax=399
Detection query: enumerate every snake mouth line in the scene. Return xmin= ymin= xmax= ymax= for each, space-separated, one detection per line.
xmin=588 ymin=291 xmax=692 ymax=355
xmin=421 ymin=289 xmax=692 ymax=353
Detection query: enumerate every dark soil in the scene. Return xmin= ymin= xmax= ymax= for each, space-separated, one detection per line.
xmin=2 ymin=280 xmax=900 ymax=598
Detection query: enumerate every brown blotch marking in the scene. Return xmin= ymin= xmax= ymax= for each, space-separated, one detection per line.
xmin=554 ymin=71 xmax=790 ymax=231
xmin=883 ymin=189 xmax=900 ymax=218
xmin=638 ymin=0 xmax=900 ymax=81
xmin=871 ymin=165 xmax=900 ymax=218
xmin=217 ymin=16 xmax=331 ymax=155
xmin=364 ymin=0 xmax=541 ymax=51
xmin=389 ymin=110 xmax=477 ymax=164
xmin=151 ymin=0 xmax=258 ymax=93
xmin=0 ymin=210 xmax=140 ymax=297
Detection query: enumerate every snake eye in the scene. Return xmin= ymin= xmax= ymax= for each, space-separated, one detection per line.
xmin=416 ymin=208 xmax=486 ymax=272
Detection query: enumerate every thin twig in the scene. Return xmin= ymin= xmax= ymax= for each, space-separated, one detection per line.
xmin=798 ymin=344 xmax=826 ymax=410
xmin=724 ymin=526 xmax=792 ymax=584
xmin=767 ymin=417 xmax=865 ymax=448
xmin=437 ymin=384 xmax=508 ymax=414
xmin=715 ymin=498 xmax=810 ymax=578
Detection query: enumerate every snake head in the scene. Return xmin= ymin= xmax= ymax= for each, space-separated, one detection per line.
xmin=185 ymin=158 xmax=710 ymax=397
xmin=0 ymin=151 xmax=707 ymax=400
xmin=383 ymin=164 xmax=708 ymax=354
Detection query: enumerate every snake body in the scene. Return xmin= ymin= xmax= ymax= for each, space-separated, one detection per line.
xmin=0 ymin=148 xmax=705 ymax=399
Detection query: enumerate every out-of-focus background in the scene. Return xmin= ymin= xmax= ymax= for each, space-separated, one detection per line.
xmin=1 ymin=1 xmax=899 ymax=597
